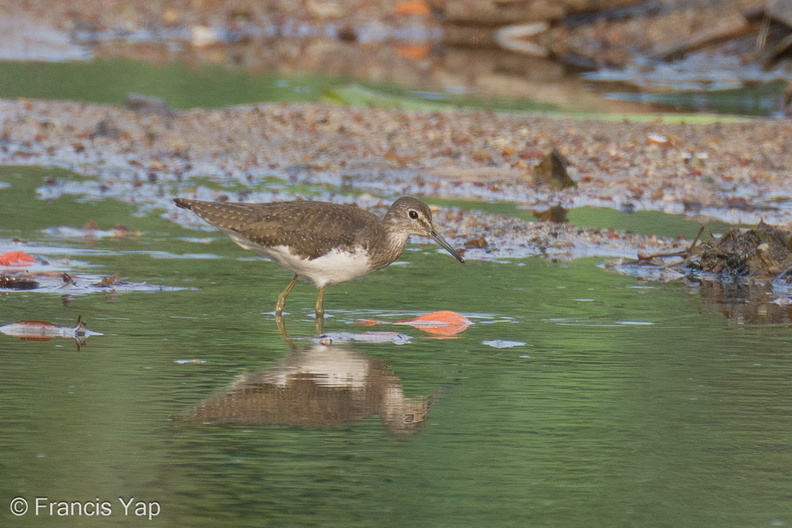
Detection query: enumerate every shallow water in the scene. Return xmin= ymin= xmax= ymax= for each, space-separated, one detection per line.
xmin=1 ymin=167 xmax=791 ymax=527
xmin=0 ymin=55 xmax=783 ymax=117
xmin=0 ymin=58 xmax=555 ymax=114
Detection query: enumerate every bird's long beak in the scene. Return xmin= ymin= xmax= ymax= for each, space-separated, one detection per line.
xmin=431 ymin=229 xmax=465 ymax=263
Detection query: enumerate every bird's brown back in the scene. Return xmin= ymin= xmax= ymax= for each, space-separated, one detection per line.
xmin=174 ymin=198 xmax=382 ymax=260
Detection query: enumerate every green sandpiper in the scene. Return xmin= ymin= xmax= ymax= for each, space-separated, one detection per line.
xmin=174 ymin=196 xmax=464 ymax=316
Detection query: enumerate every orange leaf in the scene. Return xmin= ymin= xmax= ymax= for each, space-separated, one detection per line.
xmin=394 ymin=0 xmax=430 ymax=16
xmin=0 ymin=250 xmax=36 ymax=266
xmin=395 ymin=43 xmax=430 ymax=60
xmin=354 ymin=319 xmax=384 ymax=326
xmin=398 ymin=311 xmax=472 ymax=336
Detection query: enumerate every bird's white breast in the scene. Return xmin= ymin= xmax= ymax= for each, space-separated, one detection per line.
xmin=260 ymin=245 xmax=373 ymax=287
xmin=221 ymin=228 xmax=377 ymax=287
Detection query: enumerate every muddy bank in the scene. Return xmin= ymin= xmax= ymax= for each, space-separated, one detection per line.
xmin=2 ymin=98 xmax=790 ymax=259
xmin=2 ymin=99 xmax=790 ymax=221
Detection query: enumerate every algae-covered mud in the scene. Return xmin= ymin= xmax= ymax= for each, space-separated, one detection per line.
xmin=2 ymin=98 xmax=790 ymax=249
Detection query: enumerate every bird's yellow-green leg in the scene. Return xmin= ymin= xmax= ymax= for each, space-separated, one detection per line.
xmin=314 ymin=286 xmax=326 ymax=317
xmin=313 ymin=286 xmax=326 ymax=335
xmin=313 ymin=313 xmax=324 ymax=336
xmin=275 ymin=276 xmax=299 ymax=316
xmin=275 ymin=313 xmax=289 ymax=339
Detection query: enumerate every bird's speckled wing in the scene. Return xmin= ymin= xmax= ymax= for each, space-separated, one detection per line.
xmin=174 ymin=198 xmax=381 ymax=259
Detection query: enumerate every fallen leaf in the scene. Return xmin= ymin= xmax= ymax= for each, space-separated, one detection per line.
xmin=355 ymin=310 xmax=472 ymax=336
xmin=464 ymin=238 xmax=489 ymax=249
xmin=396 ymin=43 xmax=431 ymax=60
xmin=646 ymin=133 xmax=672 ymax=147
xmin=398 ymin=311 xmax=472 ymax=336
xmin=93 ymin=272 xmax=121 ymax=288
xmin=0 ymin=250 xmax=36 ymax=266
xmin=531 ymin=148 xmax=576 ymax=189
xmin=395 ymin=0 xmax=430 ymax=16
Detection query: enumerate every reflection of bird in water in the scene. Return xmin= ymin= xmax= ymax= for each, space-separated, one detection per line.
xmin=188 ymin=343 xmax=430 ymax=436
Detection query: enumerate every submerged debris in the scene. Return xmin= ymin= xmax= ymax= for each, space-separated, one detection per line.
xmin=314 ymin=331 xmax=412 ymax=345
xmin=92 ymin=272 xmax=121 ymax=288
xmin=125 ymin=93 xmax=177 ymax=119
xmin=174 ymin=358 xmax=208 ymax=365
xmin=0 ymin=274 xmax=39 ymax=290
xmin=686 ymin=221 xmax=792 ymax=278
xmin=0 ymin=315 xmax=102 ymax=350
xmin=530 ymin=204 xmax=569 ymax=223
xmin=530 ymin=148 xmax=577 ymax=190
xmin=611 ymin=221 xmax=792 ymax=322
xmin=0 ymin=269 xmax=183 ymax=295
xmin=482 ymin=339 xmax=527 ymax=349
xmin=624 ymin=221 xmax=792 ymax=281
xmin=42 ymin=222 xmax=139 ymax=240
xmin=91 ymin=118 xmax=124 ymax=139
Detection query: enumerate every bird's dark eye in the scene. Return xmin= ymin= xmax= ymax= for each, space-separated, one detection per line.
xmin=408 ymin=210 xmax=419 ymax=220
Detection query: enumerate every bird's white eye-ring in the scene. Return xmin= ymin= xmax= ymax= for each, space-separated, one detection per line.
xmin=408 ymin=210 xmax=419 ymax=220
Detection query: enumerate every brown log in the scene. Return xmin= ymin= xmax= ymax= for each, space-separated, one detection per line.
xmin=442 ymin=0 xmax=642 ymax=25
xmin=652 ymin=12 xmax=751 ymax=60
xmin=767 ymin=0 xmax=792 ymax=27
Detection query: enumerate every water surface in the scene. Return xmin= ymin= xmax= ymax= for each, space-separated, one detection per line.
xmin=1 ymin=167 xmax=791 ymax=527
